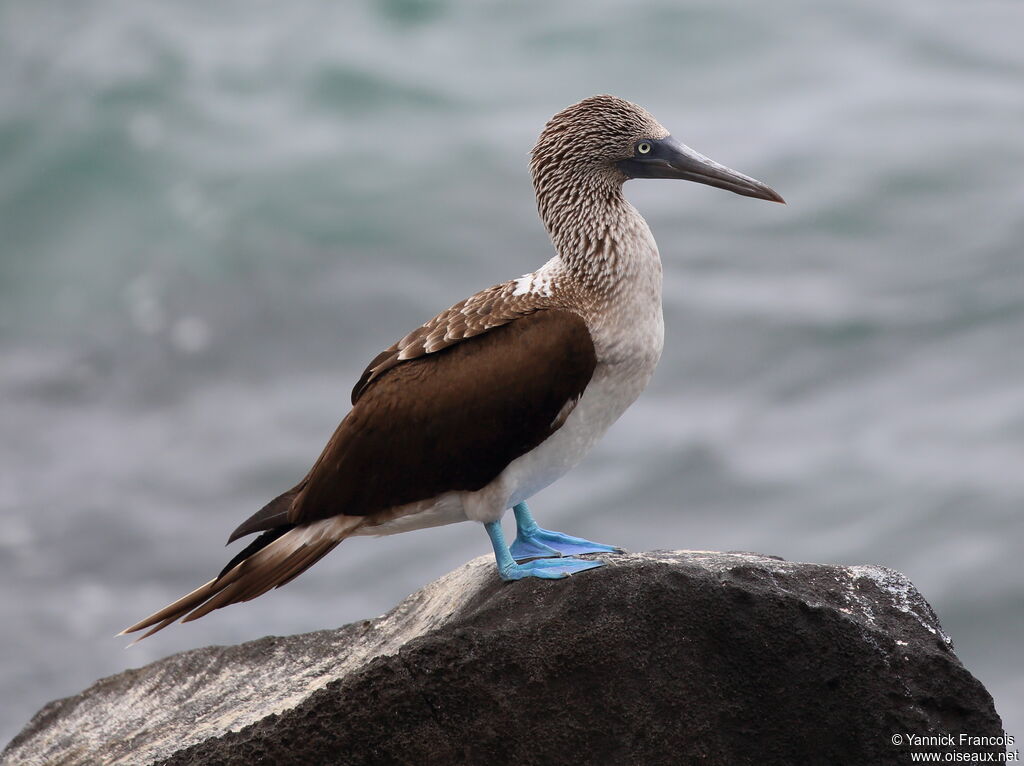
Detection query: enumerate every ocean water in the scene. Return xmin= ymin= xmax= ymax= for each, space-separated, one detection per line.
xmin=2 ymin=0 xmax=1022 ymax=749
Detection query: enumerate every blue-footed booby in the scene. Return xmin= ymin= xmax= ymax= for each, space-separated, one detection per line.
xmin=121 ymin=95 xmax=782 ymax=640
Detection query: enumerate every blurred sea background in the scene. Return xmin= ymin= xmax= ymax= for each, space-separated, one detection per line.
xmin=2 ymin=0 xmax=1022 ymax=747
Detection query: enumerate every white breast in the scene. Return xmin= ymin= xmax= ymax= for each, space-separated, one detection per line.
xmin=464 ymin=216 xmax=665 ymax=523
xmin=502 ymin=360 xmax=657 ymax=505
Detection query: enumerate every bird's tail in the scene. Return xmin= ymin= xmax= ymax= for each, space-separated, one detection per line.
xmin=119 ymin=515 xmax=365 ymax=643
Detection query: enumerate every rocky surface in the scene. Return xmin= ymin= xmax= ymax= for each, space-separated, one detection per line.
xmin=3 ymin=551 xmax=1005 ymax=765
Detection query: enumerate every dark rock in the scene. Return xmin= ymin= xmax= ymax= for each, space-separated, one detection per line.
xmin=2 ymin=551 xmax=1006 ymax=765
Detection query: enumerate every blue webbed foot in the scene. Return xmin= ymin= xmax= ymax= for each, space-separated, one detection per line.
xmin=509 ymin=502 xmax=621 ymax=562
xmin=485 ymin=519 xmax=605 ymax=582
xmin=497 ymin=556 xmax=604 ymax=581
xmin=510 ymin=528 xmax=621 ymax=561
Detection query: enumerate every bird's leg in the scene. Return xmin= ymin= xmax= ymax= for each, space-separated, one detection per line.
xmin=485 ymin=520 xmax=603 ymax=581
xmin=508 ymin=502 xmax=621 ymax=562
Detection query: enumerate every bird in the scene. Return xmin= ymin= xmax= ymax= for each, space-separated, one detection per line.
xmin=121 ymin=95 xmax=783 ymax=641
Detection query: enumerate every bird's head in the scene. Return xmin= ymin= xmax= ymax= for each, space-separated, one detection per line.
xmin=531 ymin=95 xmax=784 ymax=204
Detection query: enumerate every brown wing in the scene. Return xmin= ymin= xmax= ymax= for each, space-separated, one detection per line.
xmin=350 ymin=281 xmax=550 ymax=404
xmin=229 ymin=307 xmax=595 ymax=543
xmin=227 ymin=484 xmax=304 ymax=543
xmin=292 ymin=308 xmax=595 ymax=524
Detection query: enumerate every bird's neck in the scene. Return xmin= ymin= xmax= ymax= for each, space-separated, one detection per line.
xmin=535 ymin=174 xmax=660 ymax=298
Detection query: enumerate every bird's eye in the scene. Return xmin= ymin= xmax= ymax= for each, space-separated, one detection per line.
xmin=637 ymin=142 xmax=652 ymax=154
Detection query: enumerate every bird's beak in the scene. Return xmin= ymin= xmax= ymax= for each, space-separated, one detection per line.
xmin=618 ymin=135 xmax=785 ymax=204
